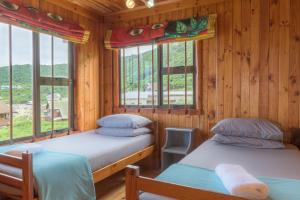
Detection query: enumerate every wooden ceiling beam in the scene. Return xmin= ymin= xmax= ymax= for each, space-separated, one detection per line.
xmin=83 ymin=0 xmax=115 ymax=13
xmin=94 ymin=0 xmax=125 ymax=11
xmin=104 ymin=0 xmax=224 ymax=22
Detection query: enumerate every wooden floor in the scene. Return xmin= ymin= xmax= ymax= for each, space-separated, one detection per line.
xmin=95 ymin=167 xmax=159 ymax=200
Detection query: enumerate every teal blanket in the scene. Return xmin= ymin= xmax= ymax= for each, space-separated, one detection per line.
xmin=0 ymin=145 xmax=96 ymax=200
xmin=157 ymin=164 xmax=300 ymax=200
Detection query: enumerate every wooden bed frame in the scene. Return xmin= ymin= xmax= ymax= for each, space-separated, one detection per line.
xmin=0 ymin=121 xmax=159 ymax=200
xmin=125 ymin=165 xmax=248 ymax=200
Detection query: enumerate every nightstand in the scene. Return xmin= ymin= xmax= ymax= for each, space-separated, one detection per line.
xmin=161 ymin=128 xmax=195 ymax=170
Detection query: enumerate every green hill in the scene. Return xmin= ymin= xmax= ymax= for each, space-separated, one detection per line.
xmin=0 ymin=64 xmax=68 ymax=84
xmin=122 ymin=42 xmax=194 ymax=92
xmin=0 ymin=64 xmax=68 ymax=104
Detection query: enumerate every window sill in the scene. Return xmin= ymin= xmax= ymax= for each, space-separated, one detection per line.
xmin=114 ymin=106 xmax=202 ymax=115
xmin=0 ymin=130 xmax=80 ymax=145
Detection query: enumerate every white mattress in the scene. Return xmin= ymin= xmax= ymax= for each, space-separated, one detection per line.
xmin=180 ymin=140 xmax=300 ymax=179
xmin=0 ymin=130 xmax=153 ymax=197
xmin=37 ymin=130 xmax=153 ymax=171
xmin=141 ymin=140 xmax=300 ymax=200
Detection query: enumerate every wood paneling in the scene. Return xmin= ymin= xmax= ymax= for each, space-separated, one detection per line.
xmin=22 ymin=0 xmax=102 ymax=132
xmin=102 ymin=0 xmax=300 ymax=144
xmin=104 ymin=0 xmax=225 ymax=23
xmin=60 ymin=0 xmax=171 ymax=15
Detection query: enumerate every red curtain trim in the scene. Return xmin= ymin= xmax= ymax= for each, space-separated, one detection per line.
xmin=0 ymin=0 xmax=90 ymax=44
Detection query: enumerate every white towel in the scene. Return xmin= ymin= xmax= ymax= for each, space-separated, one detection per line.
xmin=12 ymin=143 xmax=44 ymax=154
xmin=215 ymin=164 xmax=269 ymax=200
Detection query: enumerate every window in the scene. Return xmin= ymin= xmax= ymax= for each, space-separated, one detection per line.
xmin=120 ymin=45 xmax=158 ymax=107
xmin=161 ymin=41 xmax=195 ymax=107
xmin=11 ymin=26 xmax=34 ymax=139
xmin=119 ymin=41 xmax=195 ymax=109
xmin=0 ymin=23 xmax=74 ymax=143
xmin=38 ymin=34 xmax=73 ymax=136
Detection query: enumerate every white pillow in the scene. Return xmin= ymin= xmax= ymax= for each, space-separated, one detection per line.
xmin=97 ymin=114 xmax=152 ymax=128
xmin=211 ymin=118 xmax=284 ymax=141
xmin=95 ymin=127 xmax=151 ymax=137
xmin=211 ymin=134 xmax=285 ymax=149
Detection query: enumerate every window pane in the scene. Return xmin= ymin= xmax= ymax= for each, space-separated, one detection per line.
xmin=187 ymin=74 xmax=194 ymax=105
xmin=53 ymin=86 xmax=69 ymax=130
xmin=162 ymin=73 xmax=194 ymax=106
xmin=40 ymin=33 xmax=52 ymax=77
xmin=120 ymin=50 xmax=125 ymax=105
xmin=162 ymin=41 xmax=194 ymax=68
xmin=162 ymin=74 xmax=185 ymax=106
xmin=187 ymin=41 xmax=194 ymax=66
xmin=162 ymin=44 xmax=168 ymax=68
xmin=120 ymin=45 xmax=158 ymax=106
xmin=169 ymin=42 xmax=185 ymax=67
xmin=170 ymin=74 xmax=185 ymax=105
xmin=11 ymin=26 xmax=33 ymax=139
xmin=161 ymin=41 xmax=195 ymax=107
xmin=39 ymin=36 xmax=71 ymax=134
xmin=40 ymin=85 xmax=52 ymax=133
xmin=0 ymin=23 xmax=10 ymax=141
xmin=39 ymin=86 xmax=71 ymax=133
xmin=54 ymin=37 xmax=69 ymax=78
xmin=140 ymin=45 xmax=154 ymax=106
xmin=125 ymin=47 xmax=138 ymax=105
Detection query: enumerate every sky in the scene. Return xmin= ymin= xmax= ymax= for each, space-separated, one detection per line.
xmin=124 ymin=45 xmax=153 ymax=56
xmin=0 ymin=23 xmax=68 ymax=67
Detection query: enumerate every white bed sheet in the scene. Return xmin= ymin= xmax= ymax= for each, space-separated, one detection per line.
xmin=0 ymin=130 xmax=153 ymax=197
xmin=38 ymin=130 xmax=153 ymax=171
xmin=141 ymin=140 xmax=300 ymax=200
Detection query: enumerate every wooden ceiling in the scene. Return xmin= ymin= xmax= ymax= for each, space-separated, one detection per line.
xmin=63 ymin=0 xmax=171 ymax=15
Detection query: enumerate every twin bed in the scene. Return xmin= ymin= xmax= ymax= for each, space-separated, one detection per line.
xmin=126 ymin=119 xmax=300 ymax=200
xmin=131 ymin=140 xmax=300 ymax=200
xmin=0 ymin=120 xmax=159 ymax=200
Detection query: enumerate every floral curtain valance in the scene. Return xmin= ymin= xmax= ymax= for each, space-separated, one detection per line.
xmin=0 ymin=0 xmax=90 ymax=44
xmin=105 ymin=14 xmax=216 ymax=49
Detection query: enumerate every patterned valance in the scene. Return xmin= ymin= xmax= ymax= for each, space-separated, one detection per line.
xmin=0 ymin=0 xmax=90 ymax=44
xmin=105 ymin=14 xmax=216 ymax=49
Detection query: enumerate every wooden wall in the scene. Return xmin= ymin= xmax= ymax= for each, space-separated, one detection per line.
xmin=22 ymin=0 xmax=103 ymax=131
xmin=102 ymin=0 xmax=300 ymax=145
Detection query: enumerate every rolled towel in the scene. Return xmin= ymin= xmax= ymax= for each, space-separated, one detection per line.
xmin=12 ymin=143 xmax=44 ymax=154
xmin=215 ymin=164 xmax=269 ymax=200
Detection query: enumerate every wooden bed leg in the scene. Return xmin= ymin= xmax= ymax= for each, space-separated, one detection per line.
xmin=126 ymin=165 xmax=140 ymax=200
xmin=22 ymin=152 xmax=34 ymax=200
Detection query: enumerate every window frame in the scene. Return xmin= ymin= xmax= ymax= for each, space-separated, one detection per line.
xmin=0 ymin=23 xmax=74 ymax=144
xmin=119 ymin=45 xmax=158 ymax=109
xmin=118 ymin=41 xmax=196 ymax=110
xmin=35 ymin=34 xmax=75 ymax=138
xmin=158 ymin=42 xmax=196 ymax=109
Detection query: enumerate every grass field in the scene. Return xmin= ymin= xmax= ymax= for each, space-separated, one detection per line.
xmin=0 ymin=117 xmax=68 ymax=141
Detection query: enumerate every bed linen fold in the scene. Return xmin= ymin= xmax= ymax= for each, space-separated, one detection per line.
xmin=0 ymin=145 xmax=96 ymax=200
xmin=33 ymin=151 xmax=96 ymax=200
xmin=215 ymin=164 xmax=268 ymax=199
